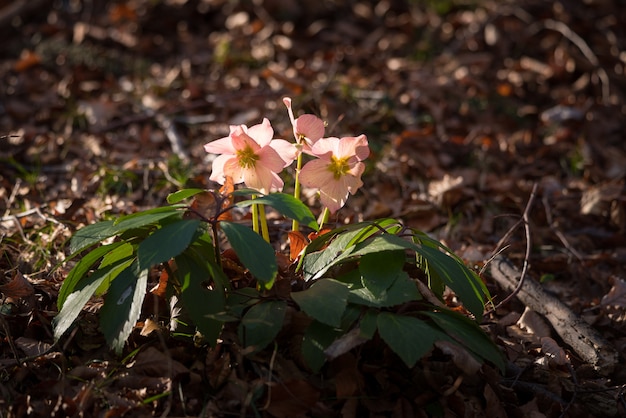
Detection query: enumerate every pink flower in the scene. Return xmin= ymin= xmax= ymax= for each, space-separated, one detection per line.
xmin=204 ymin=118 xmax=297 ymax=194
xmin=283 ymin=97 xmax=325 ymax=152
xmin=299 ymin=135 xmax=369 ymax=214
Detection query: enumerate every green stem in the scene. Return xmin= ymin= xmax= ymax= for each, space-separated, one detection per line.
xmin=211 ymin=221 xmax=221 ymax=269
xmin=319 ymin=207 xmax=330 ymax=230
xmin=258 ymin=203 xmax=270 ymax=242
xmin=251 ymin=198 xmax=259 ymax=234
xmin=292 ymin=151 xmax=304 ymax=231
xmin=252 ymin=195 xmax=270 ymax=242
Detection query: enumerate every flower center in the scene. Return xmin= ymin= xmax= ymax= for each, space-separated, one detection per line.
xmin=328 ymin=156 xmax=350 ymax=180
xmin=237 ymin=145 xmax=259 ymax=168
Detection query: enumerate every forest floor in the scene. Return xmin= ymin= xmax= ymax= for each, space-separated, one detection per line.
xmin=1 ymin=0 xmax=625 ymax=417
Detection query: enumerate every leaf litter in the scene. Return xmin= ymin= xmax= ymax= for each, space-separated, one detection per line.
xmin=1 ymin=0 xmax=625 ymax=416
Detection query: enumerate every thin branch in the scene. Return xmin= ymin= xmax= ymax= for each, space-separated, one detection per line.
xmin=485 ymin=183 xmax=538 ymax=315
xmin=529 ymin=19 xmax=611 ymax=104
xmin=542 ymin=194 xmax=584 ymax=261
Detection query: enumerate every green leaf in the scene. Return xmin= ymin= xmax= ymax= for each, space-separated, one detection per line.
xmin=58 ymin=242 xmax=126 ymax=309
xmin=292 ymin=279 xmax=349 ymax=327
xmin=220 ymin=221 xmax=277 ymax=287
xmin=231 ymin=188 xmax=262 ymax=197
xmin=236 ymin=193 xmax=319 ymax=231
xmin=359 ymin=310 xmax=378 ymax=339
xmin=302 ymin=218 xmax=401 ymax=256
xmin=348 ymin=272 xmax=421 ymax=308
xmin=359 ymin=250 xmax=405 ymax=296
xmin=99 ymin=263 xmax=148 ymax=354
xmin=167 ymin=188 xmax=206 ymax=204
xmin=352 ymin=234 xmax=416 ymax=256
xmin=422 ymin=310 xmax=505 ymax=372
xmin=53 ymin=256 xmax=134 ymax=341
xmin=113 ymin=204 xmax=185 ymax=225
xmin=94 ymin=242 xmax=136 ymax=296
xmin=69 ymin=220 xmax=116 ymax=255
xmin=301 ymin=224 xmax=488 ymax=320
xmin=176 ymin=253 xmax=225 ymax=345
xmin=340 ymin=231 xmax=488 ymax=321
xmin=301 ymin=320 xmax=342 ymax=372
xmin=226 ymin=287 xmax=260 ymax=312
xmin=137 ymin=219 xmax=201 ymax=270
xmin=100 ymin=242 xmax=134 ymax=268
xmin=185 ymin=232 xmax=230 ymax=294
xmin=301 ymin=225 xmax=407 ymax=282
xmin=414 ymin=245 xmax=486 ymax=321
xmin=412 ymin=231 xmax=490 ymax=317
xmin=377 ymin=312 xmax=444 ymax=368
xmin=69 ymin=206 xmax=184 ymax=254
xmin=238 ymin=300 xmax=287 ymax=353
xmin=301 ymin=230 xmax=360 ymax=281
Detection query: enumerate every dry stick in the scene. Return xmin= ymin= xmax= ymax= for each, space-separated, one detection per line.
xmin=485 ymin=184 xmax=618 ymax=374
xmin=484 ymin=183 xmax=538 ymax=315
xmin=528 ymin=19 xmax=611 ymax=105
xmin=542 ymin=194 xmax=585 ymax=261
xmin=490 ymin=256 xmax=618 ymax=375
xmin=154 ymin=113 xmax=190 ymax=163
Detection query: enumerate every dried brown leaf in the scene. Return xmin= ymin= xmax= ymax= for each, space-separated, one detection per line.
xmin=0 ymin=270 xmax=35 ymax=299
xmin=128 ymin=346 xmax=189 ymax=378
xmin=288 ymin=231 xmax=308 ymax=261
xmin=13 ymin=50 xmax=41 ymax=72
xmin=324 ymin=327 xmax=369 ymax=361
xmin=540 ymin=336 xmax=569 ymax=366
xmin=580 ymin=181 xmax=623 ymax=216
xmin=600 ymin=277 xmax=626 ymax=308
xmin=434 ymin=340 xmax=482 ymax=375
xmin=330 ymin=354 xmax=363 ymax=399
xmin=427 ymin=174 xmax=470 ymax=207
xmin=483 ymin=383 xmax=508 ymax=418
xmin=517 ymin=307 xmax=551 ymax=339
xmin=265 ymin=379 xmax=320 ymax=418
xmin=15 ymin=337 xmax=53 ymax=357
xmin=139 ymin=318 xmax=162 ymax=337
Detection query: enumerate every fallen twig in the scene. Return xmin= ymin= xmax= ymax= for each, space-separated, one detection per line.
xmin=489 ymin=255 xmax=618 ymax=375
xmin=484 ymin=183 xmax=538 ymax=315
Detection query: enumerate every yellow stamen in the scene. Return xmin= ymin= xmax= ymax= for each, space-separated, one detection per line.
xmin=328 ymin=156 xmax=350 ymax=180
xmin=237 ymin=145 xmax=259 ymax=168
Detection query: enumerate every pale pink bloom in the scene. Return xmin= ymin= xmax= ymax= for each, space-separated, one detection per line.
xmin=283 ymin=97 xmax=325 ymax=152
xmin=299 ymin=134 xmax=369 ymax=214
xmin=204 ymin=118 xmax=297 ymax=194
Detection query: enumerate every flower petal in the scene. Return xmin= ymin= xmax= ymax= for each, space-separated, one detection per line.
xmin=353 ymin=134 xmax=370 ymax=160
xmin=242 ymin=164 xmax=283 ymax=194
xmin=269 ymin=139 xmax=297 ymax=166
xmin=246 ymin=118 xmax=274 ymax=147
xmin=283 ymin=97 xmax=296 ymax=127
xmin=343 ymin=172 xmax=363 ymax=194
xmin=336 ymin=135 xmax=369 ymax=160
xmin=209 ymin=154 xmax=230 ymax=184
xmin=319 ymin=178 xmax=349 ymax=214
xmin=299 ymin=159 xmax=335 ymax=188
xmin=257 ymin=146 xmax=289 ymax=173
xmin=204 ymin=136 xmax=235 ymax=154
xmin=348 ymin=161 xmax=366 ymax=180
xmin=231 ymin=127 xmax=261 ymax=152
xmin=222 ymin=156 xmax=245 ymax=184
xmin=320 ymin=174 xmax=363 ymax=213
xmin=309 ymin=137 xmax=339 ymax=159
xmin=296 ymin=114 xmax=325 ymax=143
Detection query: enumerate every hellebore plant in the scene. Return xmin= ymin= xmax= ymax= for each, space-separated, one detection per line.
xmin=203 ymin=118 xmax=296 ymax=241
xmin=53 ymin=97 xmax=505 ymax=376
xmin=299 ymin=134 xmax=369 ymax=225
xmin=283 ymin=97 xmax=325 ymax=230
